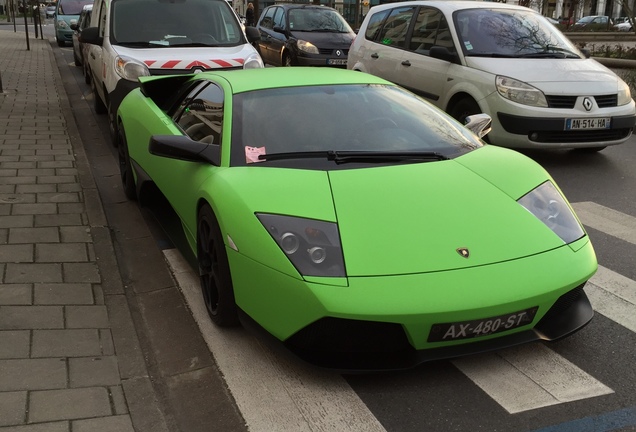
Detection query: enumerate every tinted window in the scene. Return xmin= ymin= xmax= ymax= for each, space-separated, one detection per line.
xmin=273 ymin=7 xmax=285 ymax=29
xmin=409 ymin=8 xmax=454 ymax=55
xmin=377 ymin=7 xmax=416 ymax=49
xmin=231 ymin=84 xmax=480 ymax=167
xmin=260 ymin=6 xmax=275 ymax=29
xmin=111 ymin=0 xmax=243 ymax=46
xmin=364 ymin=9 xmax=389 ymax=41
xmin=177 ymin=83 xmax=224 ymax=146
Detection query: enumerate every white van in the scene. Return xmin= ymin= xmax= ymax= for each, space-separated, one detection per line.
xmin=82 ymin=0 xmax=263 ymax=143
xmin=348 ymin=1 xmax=636 ymax=152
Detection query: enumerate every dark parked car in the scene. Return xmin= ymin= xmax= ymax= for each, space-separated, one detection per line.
xmin=255 ymin=4 xmax=355 ymax=67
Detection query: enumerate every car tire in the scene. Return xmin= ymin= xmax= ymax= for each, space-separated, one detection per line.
xmin=449 ymin=97 xmax=481 ymax=125
xmin=117 ymin=122 xmax=137 ymax=201
xmin=84 ymin=64 xmax=91 ymax=85
xmin=56 ymin=38 xmax=65 ymax=47
xmin=109 ymin=104 xmax=119 ymax=148
xmin=92 ymin=80 xmax=107 ymax=114
xmin=73 ymin=51 xmax=81 ymax=67
xmin=283 ymin=52 xmax=293 ymax=67
xmin=197 ymin=204 xmax=239 ymax=327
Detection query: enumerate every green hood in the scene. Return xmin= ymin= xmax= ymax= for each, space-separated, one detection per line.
xmin=328 ymin=152 xmax=564 ymax=276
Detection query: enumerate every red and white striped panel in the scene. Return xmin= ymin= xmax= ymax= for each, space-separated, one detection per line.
xmin=143 ymin=59 xmax=246 ymax=69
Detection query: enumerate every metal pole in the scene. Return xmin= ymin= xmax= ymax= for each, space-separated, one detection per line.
xmin=0 ymin=70 xmax=4 ymax=93
xmin=12 ymin=0 xmax=17 ymax=31
xmin=32 ymin=1 xmax=39 ymax=39
xmin=23 ymin=1 xmax=30 ymax=50
xmin=38 ymin=2 xmax=43 ymax=39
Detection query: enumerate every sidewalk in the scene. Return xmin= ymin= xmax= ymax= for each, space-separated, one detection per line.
xmin=0 ymin=30 xmax=158 ymax=431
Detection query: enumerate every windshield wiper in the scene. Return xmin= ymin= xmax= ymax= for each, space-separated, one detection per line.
xmin=115 ymin=41 xmax=167 ymax=48
xmin=464 ymin=52 xmax=516 ymax=58
xmin=258 ymin=150 xmax=449 ymax=164
xmin=518 ymin=51 xmax=579 ymax=59
xmin=302 ymin=28 xmax=342 ymax=32
xmin=168 ymin=42 xmax=220 ymax=47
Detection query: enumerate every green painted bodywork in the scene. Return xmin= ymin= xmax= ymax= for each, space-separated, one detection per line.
xmin=120 ymin=67 xmax=597 ymax=351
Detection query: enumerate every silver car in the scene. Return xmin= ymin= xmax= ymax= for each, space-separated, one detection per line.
xmin=348 ymin=1 xmax=636 ymax=152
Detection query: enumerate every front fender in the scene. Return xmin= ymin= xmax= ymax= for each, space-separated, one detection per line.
xmin=442 ymin=64 xmax=497 ymax=114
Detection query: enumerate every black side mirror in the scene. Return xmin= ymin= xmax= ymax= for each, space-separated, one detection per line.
xmin=244 ymin=26 xmax=261 ymax=43
xmin=79 ymin=26 xmax=103 ymax=45
xmin=273 ymin=25 xmax=287 ymax=35
xmin=430 ymin=46 xmax=460 ymax=64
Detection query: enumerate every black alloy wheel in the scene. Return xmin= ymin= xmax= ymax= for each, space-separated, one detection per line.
xmin=117 ymin=122 xmax=137 ymax=200
xmin=283 ymin=52 xmax=293 ymax=67
xmin=83 ymin=63 xmax=91 ymax=85
xmin=197 ymin=205 xmax=239 ymax=327
xmin=449 ymin=97 xmax=481 ymax=125
xmin=92 ymin=80 xmax=107 ymax=114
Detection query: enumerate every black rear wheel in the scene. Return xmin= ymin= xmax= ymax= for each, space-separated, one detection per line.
xmin=117 ymin=122 xmax=137 ymax=201
xmin=92 ymin=80 xmax=107 ymax=114
xmin=197 ymin=205 xmax=239 ymax=327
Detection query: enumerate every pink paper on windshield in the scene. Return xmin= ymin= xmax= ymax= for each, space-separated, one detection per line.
xmin=245 ymin=146 xmax=266 ymax=164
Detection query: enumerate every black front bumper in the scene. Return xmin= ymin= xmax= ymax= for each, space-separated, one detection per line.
xmin=498 ymin=112 xmax=635 ymax=143
xmin=241 ymin=284 xmax=594 ymax=373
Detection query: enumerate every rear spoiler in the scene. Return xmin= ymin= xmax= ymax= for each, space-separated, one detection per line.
xmin=139 ymin=75 xmax=195 ymax=111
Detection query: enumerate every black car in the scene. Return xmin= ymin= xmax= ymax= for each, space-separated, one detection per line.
xmin=255 ymin=4 xmax=355 ymax=67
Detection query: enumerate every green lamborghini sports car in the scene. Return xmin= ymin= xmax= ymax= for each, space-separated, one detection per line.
xmin=116 ymin=67 xmax=597 ymax=371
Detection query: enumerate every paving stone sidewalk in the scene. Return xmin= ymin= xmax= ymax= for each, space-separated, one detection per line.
xmin=0 ymin=30 xmax=156 ymax=431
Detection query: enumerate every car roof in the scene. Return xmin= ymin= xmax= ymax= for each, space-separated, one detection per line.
xmin=143 ymin=67 xmax=393 ymax=95
xmin=368 ymin=0 xmax=534 ymax=14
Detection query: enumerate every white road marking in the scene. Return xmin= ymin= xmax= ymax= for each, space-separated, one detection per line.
xmin=587 ymin=266 xmax=636 ymax=333
xmin=571 ymin=201 xmax=636 ymax=245
xmin=163 ymin=249 xmax=387 ymax=432
xmin=452 ymin=344 xmax=613 ymax=414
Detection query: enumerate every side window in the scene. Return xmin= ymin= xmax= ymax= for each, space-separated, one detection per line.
xmin=377 ymin=7 xmax=416 ymax=49
xmin=260 ymin=7 xmax=275 ymax=29
xmin=273 ymin=7 xmax=285 ymax=30
xmin=176 ymin=83 xmax=224 ymax=146
xmin=409 ymin=8 xmax=454 ymax=55
xmin=364 ymin=9 xmax=389 ymax=41
xmin=434 ymin=16 xmax=454 ymax=53
xmin=409 ymin=7 xmax=442 ymax=53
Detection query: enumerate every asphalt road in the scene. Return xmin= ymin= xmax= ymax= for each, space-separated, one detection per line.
xmin=13 ymin=22 xmax=636 ymax=432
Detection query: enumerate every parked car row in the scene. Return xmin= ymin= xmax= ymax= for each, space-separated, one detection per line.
xmin=57 ymin=0 xmax=610 ymax=372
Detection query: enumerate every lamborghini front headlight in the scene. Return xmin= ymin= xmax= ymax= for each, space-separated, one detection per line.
xmin=518 ymin=181 xmax=584 ymax=244
xmin=257 ymin=214 xmax=345 ymax=277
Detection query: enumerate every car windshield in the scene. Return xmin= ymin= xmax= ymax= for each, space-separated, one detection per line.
xmin=455 ymin=9 xmax=582 ymax=58
xmin=288 ymin=8 xmax=353 ymax=32
xmin=111 ymin=0 xmax=243 ymax=47
xmin=231 ymin=84 xmax=482 ymax=168
xmin=57 ymin=0 xmax=91 ymax=15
